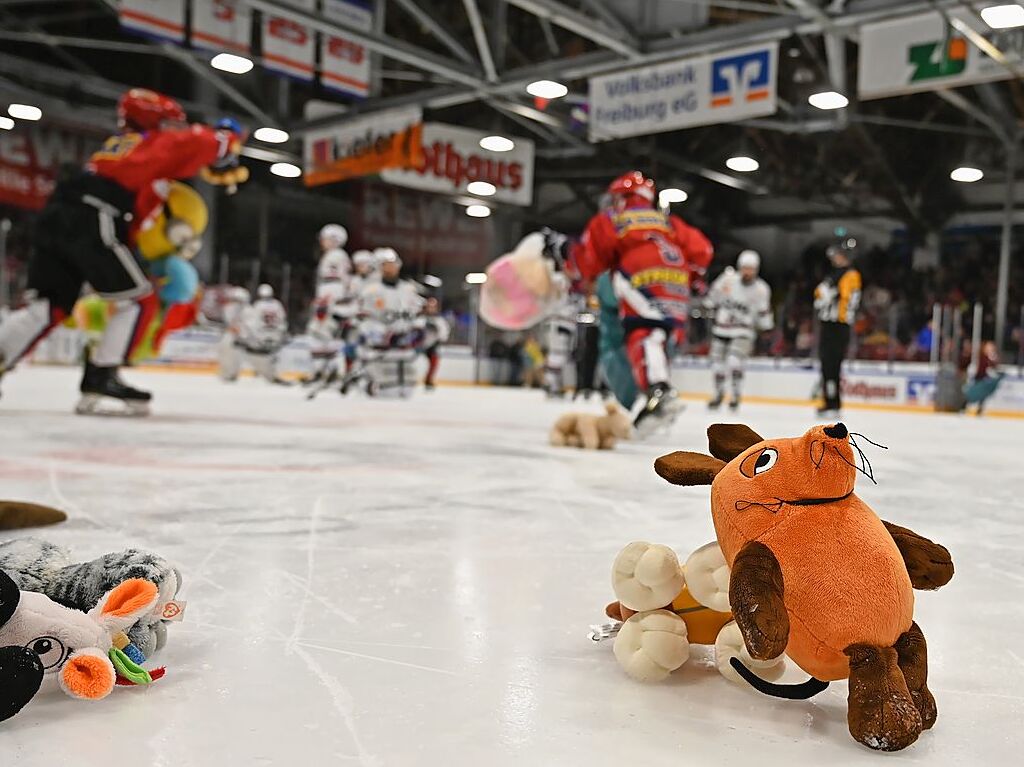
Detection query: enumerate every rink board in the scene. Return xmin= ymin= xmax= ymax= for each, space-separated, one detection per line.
xmin=29 ymin=326 xmax=1024 ymax=413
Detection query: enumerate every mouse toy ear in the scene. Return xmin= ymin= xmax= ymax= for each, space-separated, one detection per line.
xmin=1 ymin=570 xmax=21 ymax=628
xmin=707 ymin=424 xmax=764 ymax=463
xmin=655 ymin=451 xmax=727 ymax=486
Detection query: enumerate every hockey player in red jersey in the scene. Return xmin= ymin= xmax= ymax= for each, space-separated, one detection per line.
xmin=0 ymin=88 xmax=248 ymax=414
xmin=553 ymin=171 xmax=713 ymax=433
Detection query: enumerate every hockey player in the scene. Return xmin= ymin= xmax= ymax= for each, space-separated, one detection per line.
xmin=706 ymin=250 xmax=773 ymax=410
xmin=306 ymin=224 xmax=351 ymax=380
xmin=551 ymin=171 xmax=713 ymax=433
xmin=219 ymin=284 xmax=289 ymax=384
xmin=420 ymin=296 xmax=450 ymax=390
xmin=346 ymin=249 xmax=424 ymax=395
xmin=814 ymin=238 xmax=862 ymax=416
xmin=0 ymin=88 xmax=247 ymax=414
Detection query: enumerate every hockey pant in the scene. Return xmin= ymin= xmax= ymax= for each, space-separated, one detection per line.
xmin=423 ymin=344 xmax=440 ymax=386
xmin=0 ymin=176 xmax=154 ymax=371
xmin=544 ymin=318 xmax=575 ymax=392
xmin=219 ymin=336 xmax=279 ymax=382
xmin=819 ymin=321 xmax=851 ymax=410
xmin=710 ymin=334 xmax=754 ymax=401
xmin=625 ymin=325 xmax=673 ymax=392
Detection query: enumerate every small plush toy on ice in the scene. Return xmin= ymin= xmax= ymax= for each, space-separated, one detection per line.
xmin=0 ymin=569 xmax=164 ymax=723
xmin=594 ymin=540 xmax=788 ymax=685
xmin=0 ymin=538 xmax=183 ymax=659
xmin=654 ymin=422 xmax=954 ymax=752
xmin=550 ymin=402 xmax=633 ymax=450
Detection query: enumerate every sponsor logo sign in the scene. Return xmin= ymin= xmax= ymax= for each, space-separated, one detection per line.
xmin=304 ymin=107 xmax=424 ymax=186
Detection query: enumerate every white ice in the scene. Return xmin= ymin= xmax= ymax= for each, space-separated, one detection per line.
xmin=0 ymin=366 xmax=1021 ymax=765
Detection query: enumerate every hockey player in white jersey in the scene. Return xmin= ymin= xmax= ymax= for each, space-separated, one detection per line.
xmin=346 ymin=248 xmax=424 ymax=395
xmin=420 ymin=296 xmax=451 ymax=390
xmin=316 ymin=223 xmax=351 ymax=291
xmin=220 ymin=284 xmax=289 ymax=384
xmin=306 ymin=224 xmax=351 ymax=378
xmin=705 ymin=250 xmax=773 ymax=410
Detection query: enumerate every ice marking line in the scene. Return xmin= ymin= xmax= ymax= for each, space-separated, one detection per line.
xmin=288 ymin=494 xmax=325 ymax=649
xmin=296 ymin=641 xmax=458 ymax=676
xmin=47 ymin=461 xmax=105 ymax=530
xmin=278 ymin=569 xmax=357 ymax=625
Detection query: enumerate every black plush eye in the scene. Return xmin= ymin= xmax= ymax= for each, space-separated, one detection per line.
xmin=753 ymin=448 xmax=778 ymax=475
xmin=26 ymin=636 xmax=68 ymax=670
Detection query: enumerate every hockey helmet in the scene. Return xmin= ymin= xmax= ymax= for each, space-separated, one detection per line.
xmin=319 ymin=224 xmax=348 ymax=249
xmin=826 ymin=237 xmax=858 ymax=263
xmin=257 ymin=284 xmax=274 ymax=299
xmin=607 ymin=171 xmax=656 ymax=205
xmin=118 ymin=88 xmax=186 ymax=132
xmin=375 ymin=247 xmax=402 ymax=267
xmin=737 ymin=250 xmax=761 ymax=271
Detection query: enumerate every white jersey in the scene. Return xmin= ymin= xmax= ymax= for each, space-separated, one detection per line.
xmin=422 ymin=316 xmax=451 ymax=349
xmin=358 ymin=279 xmax=425 ymax=345
xmin=707 ymin=268 xmax=773 ymax=340
xmin=316 ymin=248 xmax=352 ymax=291
xmin=238 ymin=298 xmax=288 ymax=351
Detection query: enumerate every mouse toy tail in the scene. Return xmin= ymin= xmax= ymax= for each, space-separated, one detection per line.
xmin=729 ymin=657 xmax=829 ymax=700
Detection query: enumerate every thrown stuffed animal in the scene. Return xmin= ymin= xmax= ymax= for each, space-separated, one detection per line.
xmin=0 ymin=500 xmax=67 ymax=530
xmin=597 ymin=541 xmax=787 ymax=685
xmin=550 ymin=402 xmax=632 ymax=450
xmin=654 ymin=422 xmax=954 ymax=752
xmin=0 ymin=569 xmax=164 ymax=722
xmin=0 ymin=538 xmax=182 ymax=659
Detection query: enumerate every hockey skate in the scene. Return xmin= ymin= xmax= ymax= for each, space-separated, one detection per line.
xmin=707 ymin=393 xmax=724 ymax=410
xmin=633 ymin=384 xmax=684 ymax=438
xmin=728 ymin=396 xmax=741 ymax=411
xmin=76 ymin=361 xmax=151 ymax=417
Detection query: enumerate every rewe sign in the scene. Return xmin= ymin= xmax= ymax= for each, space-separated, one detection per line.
xmin=381 ymin=123 xmax=535 ymax=207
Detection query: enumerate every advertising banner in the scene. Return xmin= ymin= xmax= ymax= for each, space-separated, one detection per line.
xmin=191 ymin=0 xmax=252 ymax=55
xmin=859 ymin=10 xmax=1024 ymax=99
xmin=381 ymin=123 xmax=534 ymax=206
xmin=119 ymin=0 xmax=186 ymax=44
xmin=262 ymin=0 xmax=316 ymax=81
xmin=588 ymin=42 xmax=778 ymax=141
xmin=321 ymin=0 xmax=373 ymax=98
xmin=0 ymin=126 xmax=95 ymax=210
xmin=304 ymin=107 xmax=424 ymax=186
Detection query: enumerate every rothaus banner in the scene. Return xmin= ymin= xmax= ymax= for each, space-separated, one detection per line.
xmin=381 ymin=123 xmax=535 ymax=207
xmin=859 ymin=10 xmax=1024 ymax=99
xmin=191 ymin=0 xmax=252 ymax=55
xmin=119 ymin=0 xmax=186 ymax=44
xmin=588 ymin=42 xmax=778 ymax=141
xmin=321 ymin=0 xmax=373 ymax=98
xmin=262 ymin=0 xmax=316 ymax=81
xmin=304 ymin=107 xmax=424 ymax=187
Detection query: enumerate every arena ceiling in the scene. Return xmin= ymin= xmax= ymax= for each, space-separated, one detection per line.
xmin=1 ymin=0 xmax=1022 ymax=238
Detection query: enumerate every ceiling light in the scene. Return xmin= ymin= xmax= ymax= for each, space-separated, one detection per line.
xmin=726 ymin=155 xmax=759 ymax=172
xmin=526 ymin=80 xmax=568 ymax=99
xmin=808 ymin=90 xmax=849 ymax=110
xmin=981 ymin=4 xmax=1024 ymax=29
xmin=659 ymin=188 xmax=688 ymax=205
xmin=479 ymin=135 xmax=514 ymax=152
xmin=950 ymin=166 xmax=984 ymax=183
xmin=467 ymin=181 xmax=497 ymax=196
xmin=0 ymin=116 xmax=13 ymax=130
xmin=466 ymin=204 xmax=492 ymax=218
xmin=253 ymin=127 xmax=289 ymax=143
xmin=270 ymin=162 xmax=302 ymax=178
xmin=465 ymin=272 xmax=488 ymax=284
xmin=211 ymin=53 xmax=254 ymax=74
xmin=8 ymin=104 xmax=41 ymax=121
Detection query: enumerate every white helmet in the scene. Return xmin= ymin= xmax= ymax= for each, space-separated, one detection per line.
xmin=737 ymin=249 xmax=761 ymax=271
xmin=375 ymin=247 xmax=401 ymax=267
xmin=257 ymin=283 xmax=274 ymax=299
xmin=229 ymin=286 xmax=251 ymax=304
xmin=319 ymin=223 xmax=348 ymax=249
xmin=352 ymin=249 xmax=376 ymax=269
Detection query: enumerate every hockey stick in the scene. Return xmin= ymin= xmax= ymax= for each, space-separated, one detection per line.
xmin=0 ymin=501 xmax=68 ymax=530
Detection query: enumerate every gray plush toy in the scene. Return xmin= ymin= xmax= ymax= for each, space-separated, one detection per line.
xmin=0 ymin=538 xmax=182 ymax=659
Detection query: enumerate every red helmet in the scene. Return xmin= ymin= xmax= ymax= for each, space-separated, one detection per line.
xmin=117 ymin=88 xmax=186 ymax=132
xmin=607 ymin=171 xmax=656 ymax=205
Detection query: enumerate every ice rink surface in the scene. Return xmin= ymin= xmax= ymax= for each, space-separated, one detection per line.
xmin=1 ymin=365 xmax=1021 ymax=765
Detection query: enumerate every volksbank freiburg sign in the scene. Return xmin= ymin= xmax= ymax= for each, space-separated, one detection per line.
xmin=859 ymin=10 xmax=1024 ymax=99
xmin=588 ymin=42 xmax=778 ymax=141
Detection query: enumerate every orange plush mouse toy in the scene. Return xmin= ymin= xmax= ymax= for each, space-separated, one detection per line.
xmin=655 ymin=422 xmax=954 ymax=752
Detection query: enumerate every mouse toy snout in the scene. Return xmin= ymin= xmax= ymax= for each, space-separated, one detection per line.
xmin=823 ymin=423 xmax=848 ymax=440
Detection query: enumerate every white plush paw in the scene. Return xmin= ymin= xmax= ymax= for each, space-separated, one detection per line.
xmin=613 ymin=610 xmax=690 ymax=682
xmin=684 ymin=541 xmax=731 ymax=613
xmin=714 ymin=620 xmax=786 ymax=685
xmin=612 ymin=541 xmax=685 ymax=612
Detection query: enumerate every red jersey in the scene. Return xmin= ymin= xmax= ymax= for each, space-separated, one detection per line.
xmin=569 ymin=206 xmax=713 ymax=324
xmin=87 ymin=125 xmax=226 ymax=237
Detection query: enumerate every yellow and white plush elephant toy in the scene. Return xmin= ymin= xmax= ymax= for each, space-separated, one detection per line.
xmin=595 ymin=541 xmax=788 ymax=685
